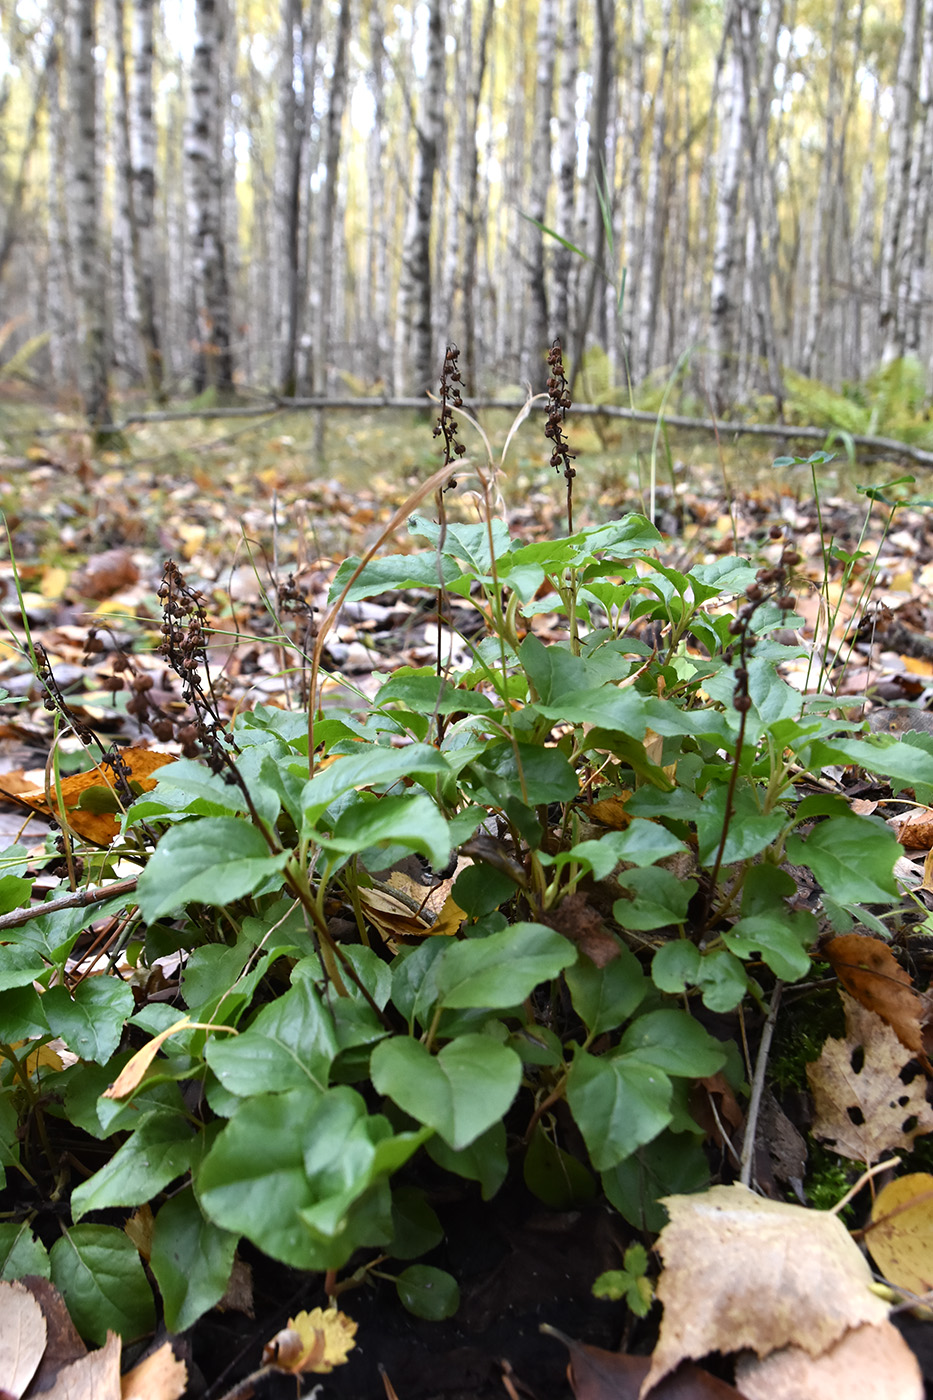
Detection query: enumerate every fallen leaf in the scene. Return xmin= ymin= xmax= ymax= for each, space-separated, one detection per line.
xmin=123 ymin=1205 xmax=155 ymax=1259
xmin=216 ymin=1255 xmax=254 ymax=1317
xmin=548 ymin=1330 xmax=744 ymax=1399
xmin=0 ymin=1279 xmax=46 ymax=1398
xmin=262 ymin=1307 xmax=357 ymax=1374
xmin=642 ymin=1184 xmax=888 ymax=1395
xmin=890 ymin=808 xmax=933 ymax=849
xmin=824 ymin=934 xmax=927 ymax=1062
xmin=734 ymin=1320 xmax=922 ymax=1400
xmin=0 ymin=749 xmax=175 ymax=845
xmin=582 ymin=796 xmax=633 ymax=830
xmin=103 ymin=1017 xmax=194 ymax=1099
xmin=16 ymin=1276 xmax=86 ymax=1385
xmin=868 ymin=1172 xmax=933 ymax=1298
xmin=121 ymin=1340 xmax=187 ymax=1400
xmin=41 ymin=1330 xmax=121 ymax=1400
xmin=73 ymin=548 xmax=140 ymax=600
xmin=807 ymin=994 xmax=933 ymax=1163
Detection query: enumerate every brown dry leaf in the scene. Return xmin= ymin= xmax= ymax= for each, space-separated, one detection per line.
xmin=216 ymin=1254 xmax=254 ymax=1317
xmin=807 ymin=993 xmax=933 ymax=1163
xmin=891 ymin=808 xmax=933 ymax=849
xmin=0 ymin=749 xmax=175 ymax=845
xmin=642 ymin=1184 xmax=888 ymax=1397
xmin=262 ymin=1307 xmax=357 ymax=1374
xmin=734 ymin=1320 xmax=922 ymax=1400
xmin=868 ymin=1172 xmax=933 ymax=1298
xmin=824 ymin=934 xmax=927 ymax=1060
xmin=17 ymin=1276 xmax=86 ymax=1385
xmin=357 ymin=884 xmax=433 ymax=942
xmin=40 ymin=1330 xmax=121 ymax=1400
xmin=0 ymin=1279 xmax=47 ymax=1398
xmin=120 ymin=1341 xmax=187 ymax=1400
xmin=123 ymin=1204 xmax=155 ymax=1259
xmin=73 ymin=548 xmax=140 ymax=600
xmin=542 ymin=1327 xmax=743 ymax=1399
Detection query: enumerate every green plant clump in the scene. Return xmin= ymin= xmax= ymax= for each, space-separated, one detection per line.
xmin=0 ymin=355 xmax=925 ymax=1341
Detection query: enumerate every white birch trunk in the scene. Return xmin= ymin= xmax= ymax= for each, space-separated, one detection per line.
xmin=523 ymin=0 xmax=558 ymax=386
xmin=66 ymin=0 xmax=111 ymax=427
xmin=551 ymin=0 xmax=578 ymax=352
xmin=394 ymin=0 xmax=447 ymax=397
xmin=185 ymin=0 xmax=235 ymax=394
xmin=879 ymin=0 xmax=921 ymax=362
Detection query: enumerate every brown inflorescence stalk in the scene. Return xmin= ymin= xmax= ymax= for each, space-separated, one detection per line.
xmin=544 ymin=340 xmax=577 ymax=534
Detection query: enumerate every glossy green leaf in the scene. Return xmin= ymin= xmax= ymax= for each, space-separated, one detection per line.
xmin=322 ymin=793 xmax=451 ymax=868
xmin=71 ymin=1114 xmax=195 ymax=1221
xmin=49 ymin=1225 xmax=155 ymax=1344
xmin=618 ymin=1010 xmax=727 ymax=1078
xmin=723 ymin=912 xmax=815 ymax=980
xmin=696 ymin=786 xmax=786 ymax=866
xmin=43 ymin=977 xmax=134 ymax=1064
xmin=395 ymin=1264 xmax=460 ymax=1320
xmin=613 ymin=868 xmax=696 ymax=930
xmin=567 ymin=1049 xmax=672 ymax=1170
xmin=389 ymin=1186 xmax=444 ymax=1260
xmin=425 ymin=1121 xmax=508 ymax=1199
xmin=370 ymin=1033 xmax=521 ymax=1149
xmin=565 ymin=943 xmax=647 ymax=1035
xmin=433 ymin=922 xmax=576 ymax=1008
xmin=300 ymin=743 xmax=450 ymax=830
xmin=601 ymin=1130 xmax=710 ymax=1231
xmin=136 ymin=818 xmax=290 ymax=921
xmin=205 ymin=976 xmax=338 ymax=1095
xmin=786 ymin=812 xmax=899 ymax=904
xmin=523 ymin=1123 xmax=596 ymax=1209
xmin=150 ymin=1186 xmax=238 ymax=1333
xmin=0 ymin=1223 xmax=50 ymax=1281
xmin=650 ymin=941 xmax=701 ymax=994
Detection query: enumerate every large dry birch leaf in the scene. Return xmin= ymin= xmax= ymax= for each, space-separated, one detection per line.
xmin=40 ymin=1330 xmax=121 ymax=1400
xmin=734 ymin=1320 xmax=922 ymax=1400
xmin=807 ymin=993 xmax=933 ymax=1163
xmin=642 ymin=1184 xmax=888 ymax=1397
xmin=0 ymin=1279 xmax=46 ymax=1399
xmin=868 ymin=1172 xmax=933 ymax=1299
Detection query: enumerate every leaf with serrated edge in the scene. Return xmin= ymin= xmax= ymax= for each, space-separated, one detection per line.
xmin=0 ymin=1279 xmax=46 ymax=1397
xmin=643 ymin=1183 xmax=888 ymax=1395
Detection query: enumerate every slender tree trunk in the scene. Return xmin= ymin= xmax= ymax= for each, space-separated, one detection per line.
xmin=185 ymin=0 xmax=235 ymax=395
xmin=128 ymin=0 xmax=162 ymax=395
xmin=273 ymin=0 xmax=302 ymax=394
xmin=708 ymin=6 xmax=745 ymax=412
xmin=903 ymin=0 xmax=933 ymax=355
xmin=394 ymin=0 xmax=447 ymax=398
xmin=570 ymin=0 xmax=614 ymax=392
xmin=45 ymin=16 xmax=73 ymax=387
xmin=879 ymin=0 xmax=921 ymax=362
xmin=460 ymin=0 xmax=494 ymax=393
xmin=634 ymin=0 xmax=673 ymax=382
xmin=523 ymin=0 xmax=558 ymax=386
xmin=551 ymin=0 xmax=578 ymax=351
xmin=310 ymin=0 xmax=351 ymax=398
xmin=620 ymin=0 xmax=646 ymax=369
xmin=66 ymin=0 xmax=112 ymax=428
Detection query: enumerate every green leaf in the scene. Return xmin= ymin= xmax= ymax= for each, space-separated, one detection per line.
xmin=613 ymin=868 xmax=696 ymax=930
xmin=451 ymin=862 xmax=518 ymax=918
xmin=0 ymin=1223 xmax=50 ymax=1281
xmin=389 ymin=1186 xmax=445 ymax=1260
xmin=786 ymin=811 xmax=900 ymax=904
xmin=0 ymin=873 xmax=32 ymax=915
xmin=650 ymin=941 xmax=701 ymax=994
xmin=370 ymin=1034 xmax=521 ymax=1150
xmin=395 ymin=1264 xmax=460 ymax=1320
xmin=49 ymin=1226 xmax=155 ymax=1344
xmin=617 ymin=1010 xmax=727 ymax=1078
xmin=322 ymin=793 xmax=451 ymax=869
xmin=467 ymin=741 xmax=579 ymax=805
xmin=205 ymin=976 xmax=338 ymax=1095
xmin=601 ymin=1130 xmax=710 ymax=1231
xmin=300 ymin=744 xmax=450 ymax=831
xmin=0 ymin=946 xmax=46 ymax=992
xmin=408 ymin=514 xmax=511 ymax=572
xmin=425 ymin=1121 xmax=508 ymax=1199
xmin=696 ymin=786 xmax=786 ymax=866
xmin=523 ymin=1123 xmax=596 ymax=1209
xmin=565 ymin=943 xmax=647 ymax=1035
xmin=696 ymin=950 xmax=749 ymax=1012
xmin=723 ymin=912 xmax=815 ymax=980
xmin=71 ymin=1114 xmax=195 ymax=1221
xmin=807 ymin=735 xmax=933 ymax=790
xmin=150 ymin=1186 xmax=238 ymax=1332
xmin=43 ymin=977 xmax=134 ymax=1064
xmin=433 ymin=922 xmax=576 ymax=1008
xmin=136 ymin=818 xmax=290 ymax=920
xmin=0 ymin=985 xmax=49 ymax=1042
xmin=567 ymin=1049 xmax=672 ymax=1170
xmin=329 ymin=552 xmax=462 ymax=604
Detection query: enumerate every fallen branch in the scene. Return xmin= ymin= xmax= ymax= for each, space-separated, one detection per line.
xmin=0 ymin=875 xmax=139 ymax=932
xmin=71 ymin=396 xmax=933 ymax=466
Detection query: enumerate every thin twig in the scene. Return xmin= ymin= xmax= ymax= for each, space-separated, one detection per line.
xmin=739 ymin=980 xmax=783 ymax=1188
xmin=0 ymin=876 xmax=139 ymax=932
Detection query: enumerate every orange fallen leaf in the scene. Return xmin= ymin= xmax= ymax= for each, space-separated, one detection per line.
xmin=890 ymin=807 xmax=933 ymax=849
xmin=824 ymin=934 xmax=928 ymax=1064
xmin=104 ymin=1017 xmax=237 ymax=1099
xmin=121 ymin=1341 xmax=187 ymax=1400
xmin=0 ymin=749 xmax=175 ymax=845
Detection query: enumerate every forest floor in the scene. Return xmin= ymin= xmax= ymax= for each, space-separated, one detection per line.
xmin=3 ymin=391 xmax=933 ymax=1398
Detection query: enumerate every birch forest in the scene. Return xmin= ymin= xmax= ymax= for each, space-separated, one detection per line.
xmin=0 ymin=0 xmax=931 ymax=428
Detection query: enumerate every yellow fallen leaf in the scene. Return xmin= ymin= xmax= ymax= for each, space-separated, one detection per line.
xmin=262 ymin=1306 xmax=357 ymax=1374
xmin=868 ymin=1173 xmax=933 ymax=1299
xmin=40 ymin=565 xmax=69 ymax=599
xmin=103 ymin=1017 xmax=194 ymax=1099
xmin=121 ymin=1340 xmax=187 ymax=1400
